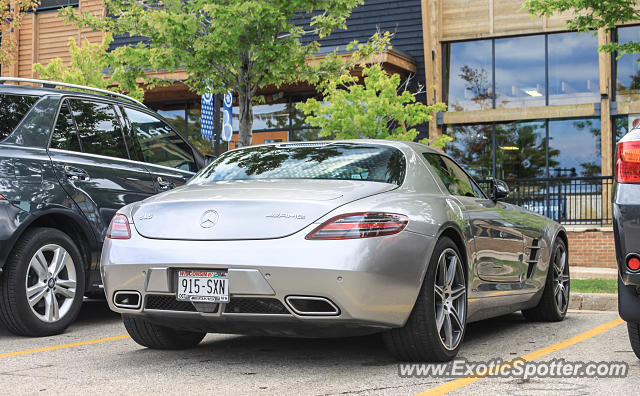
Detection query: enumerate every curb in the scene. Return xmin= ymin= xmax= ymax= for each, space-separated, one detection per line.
xmin=569 ymin=292 xmax=617 ymax=311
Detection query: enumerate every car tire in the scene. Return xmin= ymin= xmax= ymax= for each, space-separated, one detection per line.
xmin=0 ymin=227 xmax=85 ymax=337
xmin=522 ymin=238 xmax=570 ymax=322
xmin=383 ymin=236 xmax=467 ymax=362
xmin=627 ymin=322 xmax=640 ymax=360
xmin=122 ymin=315 xmax=206 ymax=350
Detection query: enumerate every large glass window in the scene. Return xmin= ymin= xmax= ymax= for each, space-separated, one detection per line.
xmin=495 ymin=120 xmax=547 ymax=179
xmin=617 ymin=26 xmax=640 ymax=94
xmin=443 ymin=124 xmax=493 ymax=180
xmin=548 ymin=118 xmax=601 ymax=177
xmin=548 ymin=32 xmax=600 ymax=105
xmin=50 ymin=101 xmax=81 ymax=152
xmin=445 ymin=32 xmax=599 ymax=111
xmin=445 ymin=40 xmax=493 ymax=112
xmin=495 ymin=35 xmax=546 ymax=109
xmin=445 ymin=117 xmax=601 ymax=180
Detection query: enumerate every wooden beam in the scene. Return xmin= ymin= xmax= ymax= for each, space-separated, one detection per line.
xmin=599 ymin=28 xmax=613 ymax=177
xmin=31 ymin=13 xmax=38 ymax=78
xmin=423 ymin=0 xmax=442 ymax=139
xmin=441 ymin=103 xmax=598 ymax=125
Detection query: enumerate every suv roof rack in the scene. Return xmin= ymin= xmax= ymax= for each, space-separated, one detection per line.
xmin=0 ymin=77 xmax=145 ymax=107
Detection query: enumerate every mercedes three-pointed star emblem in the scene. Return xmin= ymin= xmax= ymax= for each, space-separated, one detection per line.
xmin=200 ymin=210 xmax=219 ymax=229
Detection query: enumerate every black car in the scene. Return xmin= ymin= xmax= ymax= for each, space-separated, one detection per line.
xmin=614 ymin=127 xmax=640 ymax=358
xmin=0 ymin=78 xmax=204 ymax=336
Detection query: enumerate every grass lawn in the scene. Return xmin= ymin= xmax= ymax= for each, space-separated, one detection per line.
xmin=571 ymin=279 xmax=617 ymax=294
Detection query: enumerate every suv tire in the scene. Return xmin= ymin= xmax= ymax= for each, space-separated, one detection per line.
xmin=0 ymin=227 xmax=85 ymax=336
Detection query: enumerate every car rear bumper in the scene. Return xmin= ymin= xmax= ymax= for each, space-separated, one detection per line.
xmin=613 ymin=183 xmax=640 ymax=287
xmin=101 ymin=226 xmax=435 ymax=336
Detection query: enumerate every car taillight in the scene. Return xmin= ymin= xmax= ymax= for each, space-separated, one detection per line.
xmin=306 ymin=212 xmax=408 ymax=240
xmin=616 ymin=141 xmax=640 ymax=184
xmin=107 ymin=214 xmax=131 ymax=240
xmin=628 ymin=256 xmax=640 ymax=272
xmin=0 ymin=194 xmax=5 ymax=200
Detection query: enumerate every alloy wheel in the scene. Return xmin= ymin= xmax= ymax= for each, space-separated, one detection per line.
xmin=25 ymin=244 xmax=77 ymax=323
xmin=434 ymin=248 xmax=466 ymax=351
xmin=553 ymin=243 xmax=570 ymax=313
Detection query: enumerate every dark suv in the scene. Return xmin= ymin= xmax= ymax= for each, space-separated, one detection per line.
xmin=0 ymin=78 xmax=204 ymax=336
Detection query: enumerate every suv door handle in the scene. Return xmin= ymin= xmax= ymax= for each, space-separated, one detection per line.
xmin=157 ymin=177 xmax=175 ymax=191
xmin=65 ymin=166 xmax=90 ymax=181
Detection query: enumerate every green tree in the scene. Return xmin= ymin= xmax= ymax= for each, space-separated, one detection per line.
xmin=0 ymin=0 xmax=40 ymax=66
xmin=524 ymin=0 xmax=640 ymax=55
xmin=60 ymin=0 xmax=365 ymax=147
xmin=296 ymin=35 xmax=448 ymax=148
xmin=33 ymin=33 xmax=144 ymax=101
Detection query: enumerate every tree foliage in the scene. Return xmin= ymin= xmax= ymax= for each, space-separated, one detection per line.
xmin=524 ymin=0 xmax=640 ymax=55
xmin=0 ymin=0 xmax=40 ymax=65
xmin=60 ymin=0 xmax=365 ymax=147
xmin=33 ymin=33 xmax=144 ymax=101
xmin=297 ymin=34 xmax=448 ymax=148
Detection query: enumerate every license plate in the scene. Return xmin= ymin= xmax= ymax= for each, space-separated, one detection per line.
xmin=176 ymin=270 xmax=229 ymax=303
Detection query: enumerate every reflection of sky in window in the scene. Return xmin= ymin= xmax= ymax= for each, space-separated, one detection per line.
xmin=548 ymin=118 xmax=601 ymax=176
xmin=548 ymin=33 xmax=599 ymax=104
xmin=232 ymin=103 xmax=289 ymax=131
xmin=495 ymin=35 xmax=545 ymax=108
xmin=447 ymin=40 xmax=493 ymax=112
xmin=617 ymin=26 xmax=640 ymax=91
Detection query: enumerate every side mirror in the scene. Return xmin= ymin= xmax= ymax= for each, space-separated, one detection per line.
xmin=491 ymin=179 xmax=509 ymax=202
xmin=204 ymin=154 xmax=217 ymax=165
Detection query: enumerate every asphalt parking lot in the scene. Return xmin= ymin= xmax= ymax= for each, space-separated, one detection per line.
xmin=0 ymin=300 xmax=636 ymax=395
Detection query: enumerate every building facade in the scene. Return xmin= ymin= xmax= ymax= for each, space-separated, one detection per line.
xmin=4 ymin=0 xmax=633 ymax=267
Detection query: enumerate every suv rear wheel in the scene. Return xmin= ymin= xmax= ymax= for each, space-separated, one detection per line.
xmin=0 ymin=228 xmax=85 ymax=336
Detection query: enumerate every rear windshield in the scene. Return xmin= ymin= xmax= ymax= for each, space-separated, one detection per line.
xmin=0 ymin=94 xmax=40 ymax=141
xmin=190 ymin=143 xmax=407 ymax=185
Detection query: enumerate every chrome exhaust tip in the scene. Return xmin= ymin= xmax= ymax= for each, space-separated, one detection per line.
xmin=113 ymin=291 xmax=141 ymax=309
xmin=285 ymin=296 xmax=340 ymax=316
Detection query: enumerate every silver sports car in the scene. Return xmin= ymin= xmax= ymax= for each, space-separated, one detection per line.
xmin=101 ymin=140 xmax=569 ymax=361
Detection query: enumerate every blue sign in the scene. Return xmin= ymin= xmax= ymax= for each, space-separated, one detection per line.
xmin=222 ymin=92 xmax=233 ymax=142
xmin=201 ymin=91 xmax=214 ymax=140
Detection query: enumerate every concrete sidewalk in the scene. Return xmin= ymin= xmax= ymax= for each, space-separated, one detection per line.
xmin=571 ymin=266 xmax=617 ymax=280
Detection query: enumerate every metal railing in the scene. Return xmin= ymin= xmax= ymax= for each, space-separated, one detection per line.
xmin=478 ymin=176 xmax=614 ymax=226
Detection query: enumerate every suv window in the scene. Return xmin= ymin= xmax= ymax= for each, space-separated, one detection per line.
xmin=423 ymin=153 xmax=484 ymax=198
xmin=50 ymin=101 xmax=81 ymax=152
xmin=68 ymin=100 xmax=129 ymax=159
xmin=123 ymin=107 xmax=196 ymax=172
xmin=0 ymin=94 xmax=40 ymax=141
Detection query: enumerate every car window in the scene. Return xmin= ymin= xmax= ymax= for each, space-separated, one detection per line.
xmin=123 ymin=107 xmax=196 ymax=172
xmin=68 ymin=99 xmax=129 ymax=159
xmin=50 ymin=101 xmax=81 ymax=152
xmin=423 ymin=153 xmax=484 ymax=198
xmin=191 ymin=143 xmax=406 ymax=185
xmin=0 ymin=94 xmax=40 ymax=141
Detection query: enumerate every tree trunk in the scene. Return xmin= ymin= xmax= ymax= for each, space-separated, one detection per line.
xmin=237 ymin=85 xmax=253 ymax=148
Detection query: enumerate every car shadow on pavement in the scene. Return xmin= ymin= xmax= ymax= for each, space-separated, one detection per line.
xmin=115 ymin=312 xmax=542 ymax=369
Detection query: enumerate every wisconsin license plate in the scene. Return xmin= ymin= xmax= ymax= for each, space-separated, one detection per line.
xmin=176 ymin=270 xmax=229 ymax=303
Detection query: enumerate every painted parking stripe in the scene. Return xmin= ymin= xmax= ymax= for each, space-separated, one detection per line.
xmin=415 ymin=317 xmax=625 ymax=396
xmin=0 ymin=334 xmax=130 ymax=359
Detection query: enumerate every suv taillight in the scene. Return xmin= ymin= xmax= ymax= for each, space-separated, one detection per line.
xmin=0 ymin=194 xmax=5 ymax=200
xmin=306 ymin=212 xmax=408 ymax=240
xmin=616 ymin=141 xmax=640 ymax=184
xmin=107 ymin=214 xmax=131 ymax=240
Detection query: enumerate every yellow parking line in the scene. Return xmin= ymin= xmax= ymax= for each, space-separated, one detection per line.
xmin=0 ymin=334 xmax=130 ymax=359
xmin=415 ymin=317 xmax=625 ymax=396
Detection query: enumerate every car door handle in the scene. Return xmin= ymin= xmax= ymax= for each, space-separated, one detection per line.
xmin=157 ymin=177 xmax=175 ymax=191
xmin=65 ymin=166 xmax=90 ymax=181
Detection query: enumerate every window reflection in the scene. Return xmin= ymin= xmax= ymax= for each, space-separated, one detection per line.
xmin=446 ymin=40 xmax=493 ymax=112
xmin=495 ymin=121 xmax=547 ymax=179
xmin=495 ymin=35 xmax=546 ymax=108
xmin=444 ymin=123 xmax=493 ymax=179
xmin=548 ymin=33 xmax=600 ymax=105
xmin=548 ymin=118 xmax=601 ymax=177
xmin=617 ymin=26 xmax=640 ymax=94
